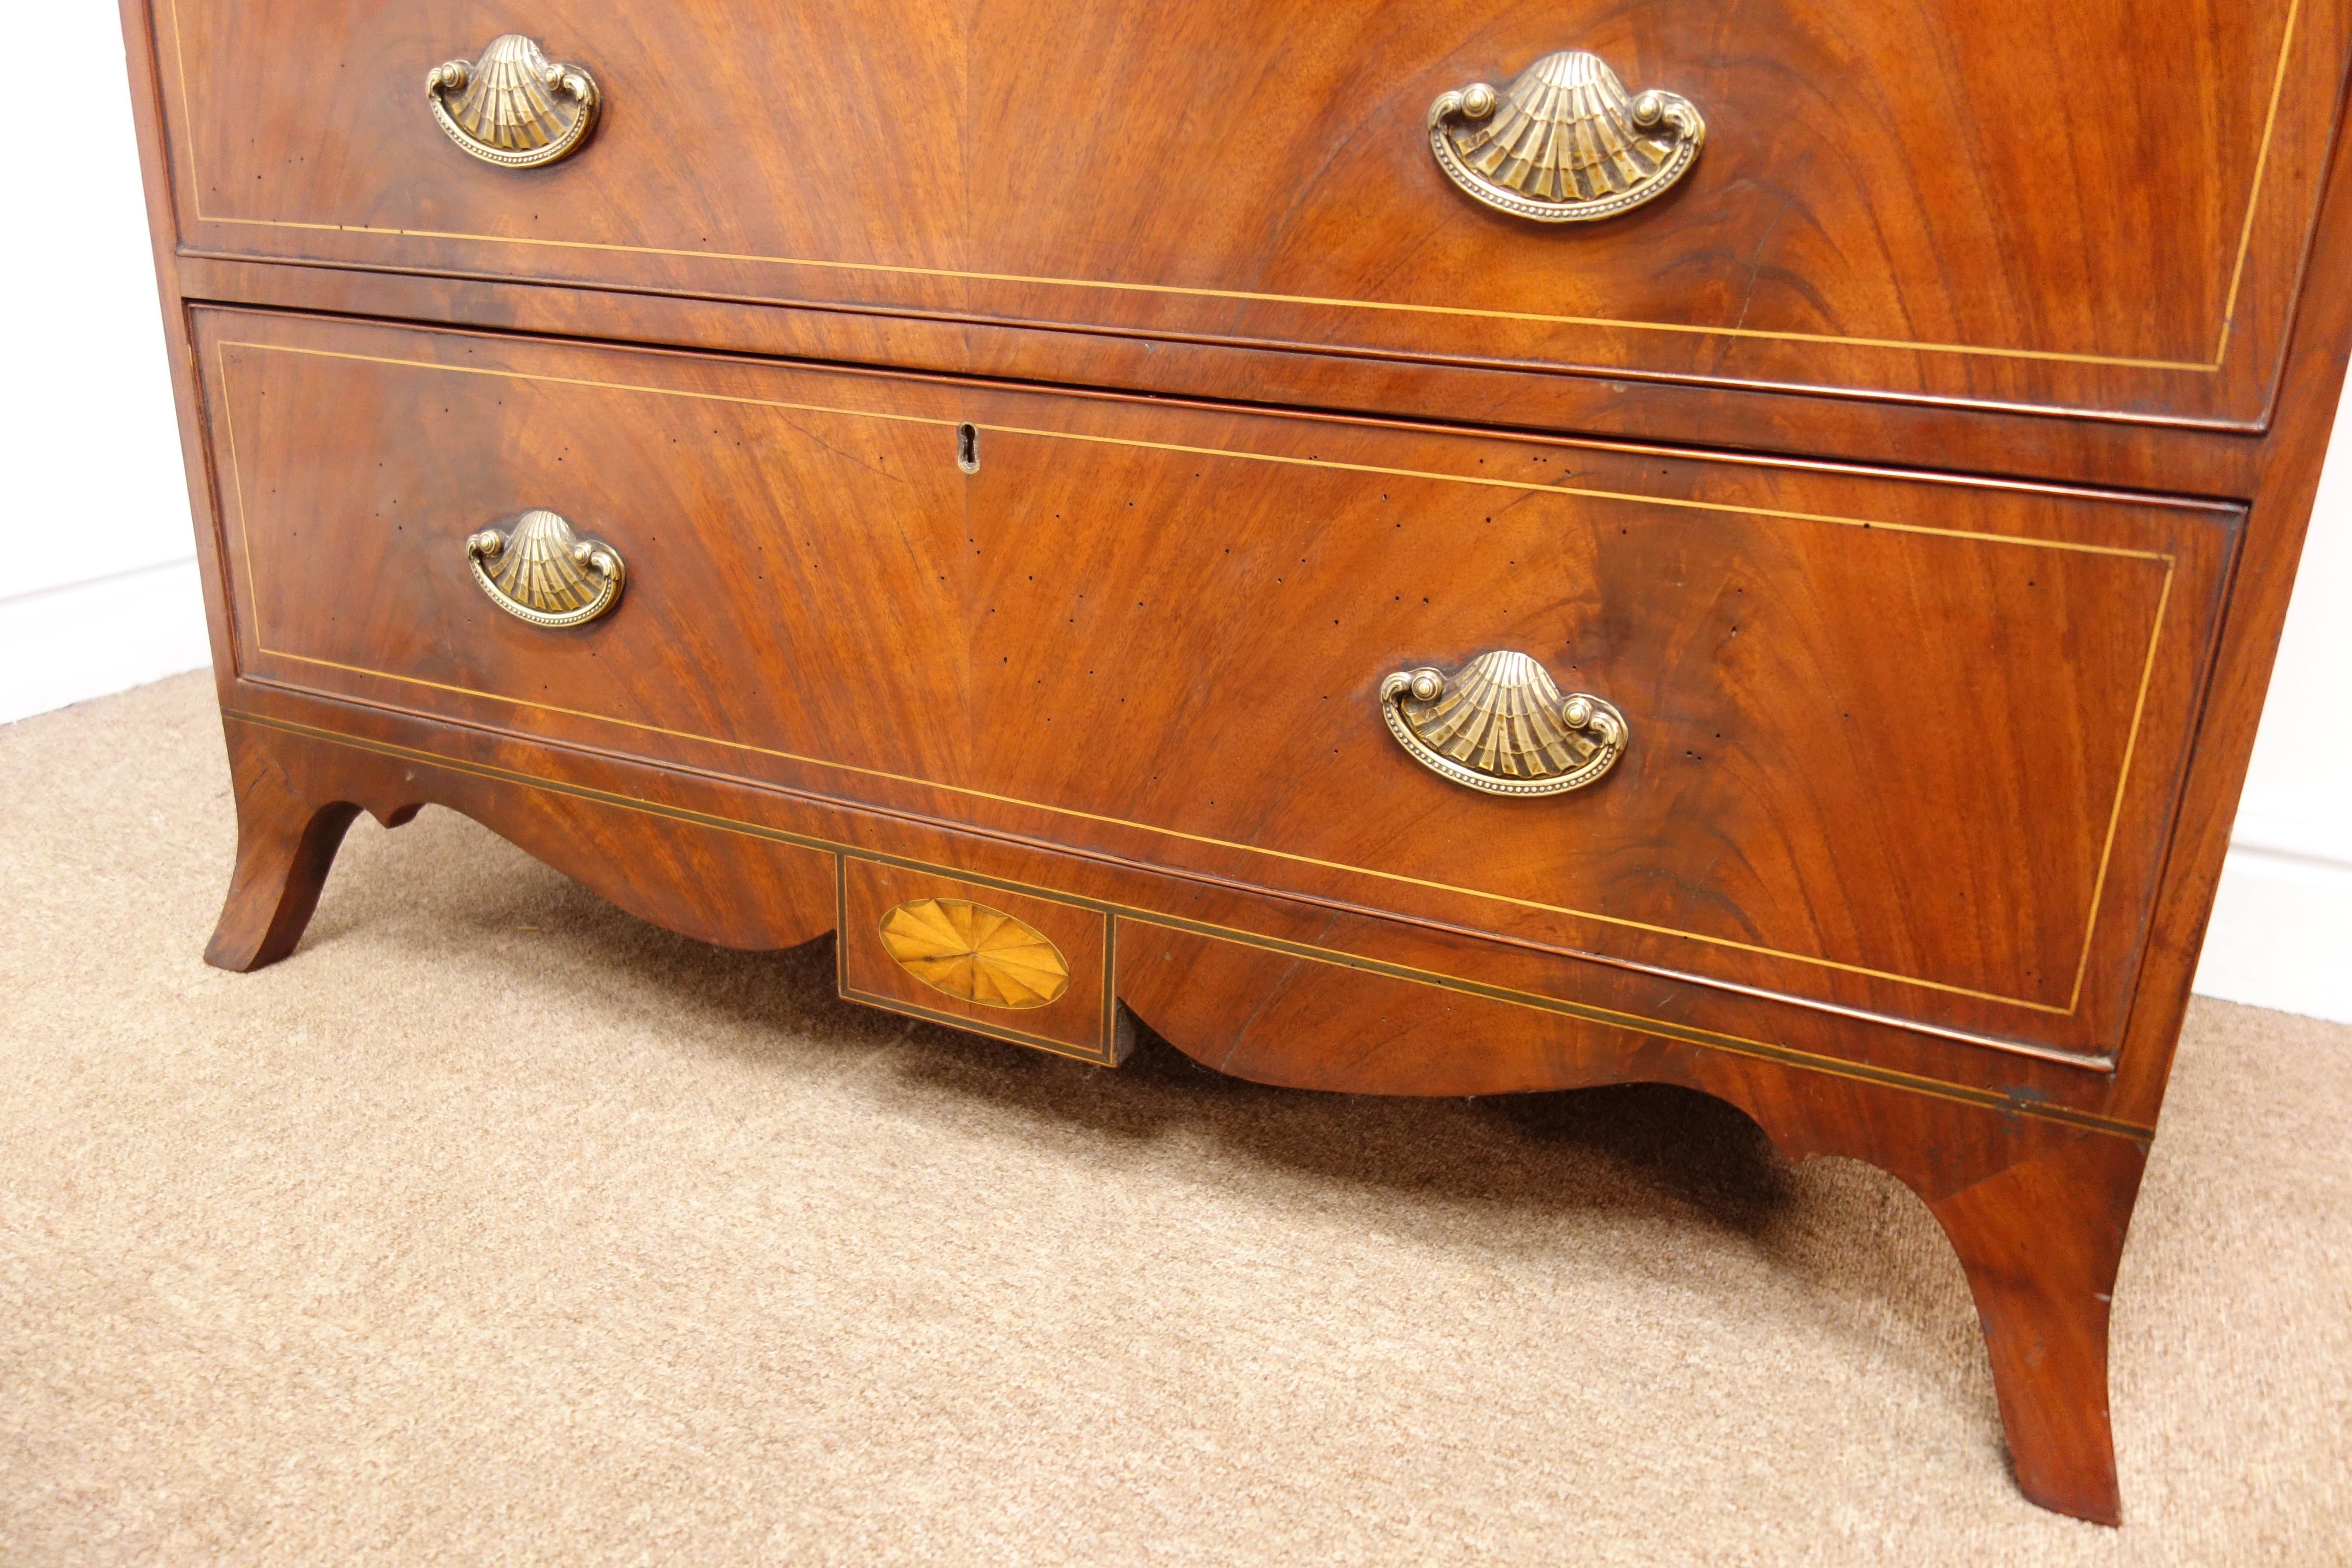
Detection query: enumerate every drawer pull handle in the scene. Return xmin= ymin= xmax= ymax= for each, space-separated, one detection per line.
xmin=466 ymin=510 xmax=625 ymax=628
xmin=1429 ymin=51 xmax=1704 ymax=223
xmin=1381 ymin=650 xmax=1628 ymax=796
xmin=426 ymin=34 xmax=600 ymax=169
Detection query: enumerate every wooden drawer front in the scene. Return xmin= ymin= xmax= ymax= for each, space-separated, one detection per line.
xmin=838 ymin=857 xmax=1125 ymax=1065
xmin=156 ymin=0 xmax=2342 ymax=424
xmin=196 ymin=311 xmax=2233 ymax=1062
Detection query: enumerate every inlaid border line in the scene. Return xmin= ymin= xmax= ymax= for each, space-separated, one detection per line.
xmin=835 ymin=850 xmax=1120 ymax=1065
xmin=160 ymin=0 xmax=2304 ymax=375
xmin=209 ymin=334 xmax=2184 ymax=1017
xmin=221 ymin=708 xmax=2153 ymax=1140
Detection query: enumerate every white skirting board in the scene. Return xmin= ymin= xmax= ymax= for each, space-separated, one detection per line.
xmin=2193 ymin=849 xmax=2352 ymax=1024
xmin=0 ymin=563 xmax=213 ymax=728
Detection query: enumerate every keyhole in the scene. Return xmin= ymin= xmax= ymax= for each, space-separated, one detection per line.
xmin=956 ymin=423 xmax=979 ymax=474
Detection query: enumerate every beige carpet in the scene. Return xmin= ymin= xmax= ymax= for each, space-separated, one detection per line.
xmin=2 ymin=673 xmax=2346 ymax=1566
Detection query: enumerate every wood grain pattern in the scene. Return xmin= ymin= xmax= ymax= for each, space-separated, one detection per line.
xmin=211 ymin=714 xmax=839 ymax=965
xmin=119 ymin=0 xmax=2352 ymax=1528
xmin=169 ymin=254 xmax=2281 ymax=500
xmin=2098 ymin=92 xmax=2352 ymax=1133
xmin=196 ymin=707 xmax=2148 ymax=1523
xmin=213 ymin=685 xmax=2154 ymax=1125
xmin=205 ymin=732 xmax=369 ymax=971
xmin=148 ymin=0 xmax=2348 ymax=422
xmin=189 ymin=308 xmax=2234 ymax=1063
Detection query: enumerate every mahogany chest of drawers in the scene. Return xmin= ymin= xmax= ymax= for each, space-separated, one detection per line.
xmin=123 ymin=0 xmax=2352 ymax=1525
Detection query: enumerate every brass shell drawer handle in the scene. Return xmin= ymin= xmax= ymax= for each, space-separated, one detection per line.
xmin=426 ymin=34 xmax=600 ymax=168
xmin=1381 ymin=650 xmax=1628 ymax=796
xmin=466 ymin=510 xmax=626 ymax=628
xmin=1429 ymin=50 xmax=1704 ymax=223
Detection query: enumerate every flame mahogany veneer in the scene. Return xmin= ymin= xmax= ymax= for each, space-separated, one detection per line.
xmin=122 ymin=0 xmax=2352 ymax=1525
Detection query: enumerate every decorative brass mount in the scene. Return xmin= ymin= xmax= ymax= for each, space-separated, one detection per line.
xmin=878 ymin=898 xmax=1072 ymax=1009
xmin=426 ymin=34 xmax=600 ymax=168
xmin=1429 ymin=51 xmax=1704 ymax=222
xmin=465 ymin=510 xmax=626 ymax=628
xmin=1380 ymin=650 xmax=1628 ymax=795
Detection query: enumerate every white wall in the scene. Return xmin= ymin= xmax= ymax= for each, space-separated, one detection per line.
xmin=0 ymin=6 xmax=209 ymax=726
xmin=2191 ymin=414 xmax=2352 ymax=1023
xmin=4 ymin=6 xmax=2344 ymax=1021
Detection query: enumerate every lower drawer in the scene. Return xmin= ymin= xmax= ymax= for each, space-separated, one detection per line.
xmin=193 ymin=309 xmax=2234 ymax=1063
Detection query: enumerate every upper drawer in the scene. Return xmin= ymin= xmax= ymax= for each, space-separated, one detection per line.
xmin=192 ymin=308 xmax=2235 ymax=1066
xmin=150 ymin=0 xmax=2346 ymax=427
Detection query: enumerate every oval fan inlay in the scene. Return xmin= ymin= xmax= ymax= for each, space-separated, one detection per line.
xmin=876 ymin=898 xmax=1071 ymax=1010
